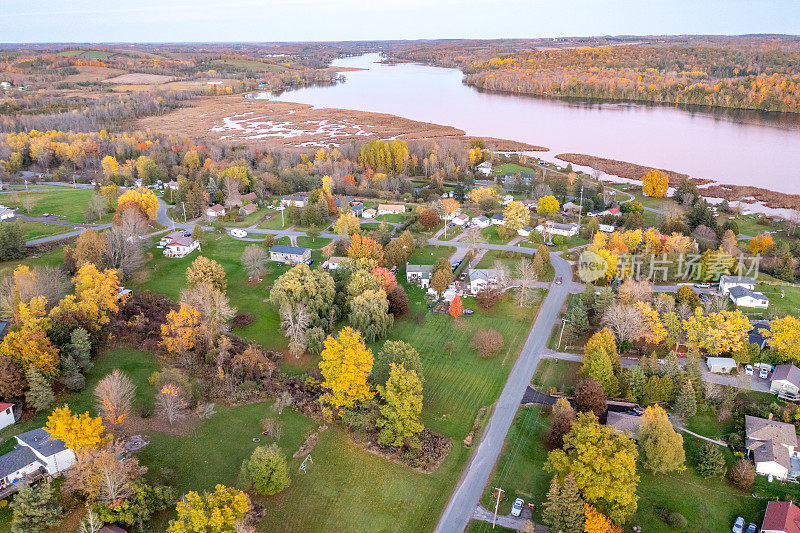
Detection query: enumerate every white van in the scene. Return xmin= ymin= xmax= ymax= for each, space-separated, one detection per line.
xmin=230 ymin=229 xmax=248 ymax=238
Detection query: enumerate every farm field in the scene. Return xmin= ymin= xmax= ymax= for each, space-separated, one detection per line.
xmin=1 ymin=189 xmax=106 ymax=224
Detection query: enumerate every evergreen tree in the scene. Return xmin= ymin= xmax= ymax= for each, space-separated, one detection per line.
xmin=624 ymin=365 xmax=646 ymax=402
xmin=660 ymin=351 xmax=682 ymax=380
xmin=565 ymin=302 xmax=590 ymax=343
xmin=696 ymin=442 xmax=726 ymax=478
xmin=25 ymin=366 xmax=54 ymax=412
xmin=69 ymin=328 xmax=93 ymax=372
xmin=674 ymin=379 xmax=697 ymax=420
xmin=542 ymin=474 xmax=585 ymax=533
xmin=10 ymin=482 xmax=61 ymax=533
xmin=59 ymin=354 xmax=85 ymax=392
xmin=638 ymin=405 xmax=685 ymax=473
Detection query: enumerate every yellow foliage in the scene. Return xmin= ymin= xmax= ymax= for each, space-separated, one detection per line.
xmin=468 ymin=187 xmax=498 ymax=203
xmin=161 ymin=303 xmax=202 ymax=353
xmin=0 ymin=329 xmax=60 ymax=382
xmin=536 ymin=195 xmax=560 ymax=215
xmin=634 ymin=301 xmax=666 ymax=345
xmin=319 ymin=327 xmax=375 ymax=418
xmin=116 ymin=187 xmax=159 ymax=220
xmin=584 ymin=503 xmax=614 ymax=533
xmin=46 ymin=405 xmax=108 ymax=451
xmin=642 ymin=169 xmax=669 ymax=198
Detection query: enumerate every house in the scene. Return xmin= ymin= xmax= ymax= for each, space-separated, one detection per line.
xmin=0 ymin=428 xmax=77 ymax=489
xmin=538 ymin=221 xmax=580 ymax=238
xmin=406 ymin=264 xmax=433 ymax=288
xmin=599 ymin=207 xmax=621 ymax=217
xmin=598 ymin=223 xmax=616 ymax=233
xmin=745 ymin=415 xmax=800 ymax=480
xmin=522 ymin=199 xmax=537 ymax=210
xmin=517 ymin=226 xmax=534 ymax=237
xmin=164 ymin=180 xmax=179 ymax=191
xmin=241 ymin=192 xmax=258 ymax=203
xmin=239 ymin=203 xmax=257 ymax=216
xmin=749 ymin=321 xmax=772 ymax=349
xmin=160 ymin=231 xmax=200 ymax=258
xmin=377 ymin=204 xmax=405 ymax=216
xmin=280 ymin=195 xmax=308 ymax=208
xmin=761 ymin=501 xmax=800 ymax=533
xmin=729 ymin=286 xmax=769 ymax=309
xmin=771 ymin=365 xmax=800 ymax=399
xmin=269 ymin=245 xmax=311 ymax=265
xmin=491 ymin=213 xmax=505 ymax=225
xmin=719 ymin=275 xmax=756 ymax=295
xmin=350 ymin=203 xmax=364 ymax=217
xmin=362 ymin=208 xmax=377 ymax=219
xmin=206 ymin=204 xmax=226 ymax=218
xmin=472 ymin=215 xmax=490 ymax=228
xmin=706 ymin=357 xmax=737 ymax=374
xmin=452 ymin=213 xmax=470 ymax=226
xmin=562 ymin=201 xmax=581 ymax=215
xmin=500 ymin=194 xmax=514 ymax=206
xmin=0 ymin=403 xmax=14 ymax=432
xmin=476 ymin=161 xmax=493 ymax=176
xmin=606 ymin=411 xmax=641 ymax=439
xmin=468 ymin=268 xmax=503 ymax=294
xmin=0 ymin=207 xmax=14 ymax=220
xmin=322 ymin=256 xmax=346 ymax=270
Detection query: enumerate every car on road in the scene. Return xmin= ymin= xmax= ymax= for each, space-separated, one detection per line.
xmin=745 ymin=364 xmax=754 ymax=375
xmin=42 ymin=213 xmax=50 ymax=217
xmin=511 ymin=498 xmax=524 ymax=517
xmin=555 ymin=276 xmax=562 ymax=285
xmin=760 ymin=366 xmax=770 ymax=379
xmin=696 ymin=282 xmax=710 ymax=289
xmin=699 ymin=293 xmax=709 ymax=302
xmin=230 ymin=229 xmax=247 ymax=238
xmin=745 ymin=523 xmax=756 ymax=533
xmin=732 ymin=516 xmax=744 ymax=533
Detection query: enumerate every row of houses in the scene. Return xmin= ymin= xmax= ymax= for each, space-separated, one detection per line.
xmin=279 ymin=194 xmax=406 ymax=219
xmin=406 ymin=264 xmax=504 ymax=295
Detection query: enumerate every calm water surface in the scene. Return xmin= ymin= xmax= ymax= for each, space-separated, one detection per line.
xmin=278 ymin=54 xmax=800 ymax=195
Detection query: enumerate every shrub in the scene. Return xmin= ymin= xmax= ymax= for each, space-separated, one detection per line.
xmin=666 ymin=512 xmax=687 ymax=528
xmin=471 ymin=329 xmax=504 ymax=357
xmin=728 ymin=458 xmax=755 ymax=490
xmin=231 ymin=313 xmax=255 ymax=329
xmin=239 ymin=444 xmax=290 ymax=495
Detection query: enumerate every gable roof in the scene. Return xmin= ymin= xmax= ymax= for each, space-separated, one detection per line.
xmin=0 ymin=447 xmax=41 ymax=479
xmin=406 ymin=264 xmax=433 ymax=274
xmin=241 ymin=192 xmax=257 ymax=201
xmin=750 ymin=321 xmax=772 ymax=347
xmin=270 ymin=245 xmax=308 ymax=256
xmin=0 ymin=402 xmax=12 ymax=411
xmin=753 ymin=438 xmax=791 ymax=470
xmin=208 ymin=204 xmax=225 ymax=213
xmin=746 ymin=415 xmax=799 ymax=454
xmin=773 ymin=365 xmax=800 ymax=388
xmin=15 ymin=428 xmax=68 ymax=457
xmin=763 ymin=501 xmax=800 ymax=533
xmin=729 ymin=285 xmax=768 ymax=301
xmin=720 ymin=275 xmax=756 ymax=285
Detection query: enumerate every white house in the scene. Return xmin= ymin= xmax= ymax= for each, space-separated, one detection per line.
xmin=0 ymin=206 xmax=14 ymax=220
xmin=517 ymin=226 xmax=534 ymax=237
xmin=362 ymin=208 xmax=377 ymax=219
xmin=160 ymin=231 xmax=200 ymax=258
xmin=729 ymin=286 xmax=769 ymax=309
xmin=0 ymin=428 xmax=77 ymax=490
xmin=538 ymin=221 xmax=580 ymax=238
xmin=164 ymin=180 xmax=179 ymax=191
xmin=745 ymin=415 xmax=799 ymax=480
xmin=377 ymin=204 xmax=405 ymax=216
xmin=476 ymin=161 xmax=493 ymax=176
xmin=491 ymin=213 xmax=505 ymax=225
xmin=280 ymin=195 xmax=308 ymax=208
xmin=468 ymin=268 xmax=503 ymax=294
xmin=0 ymin=403 xmax=14 ymax=431
xmin=719 ymin=275 xmax=756 ymax=295
xmin=269 ymin=245 xmax=310 ymax=265
xmin=500 ymin=194 xmax=514 ymax=206
xmin=452 ymin=213 xmax=470 ymax=226
xmin=771 ymin=365 xmax=800 ymax=399
xmin=406 ymin=264 xmax=433 ymax=288
xmin=471 ymin=215 xmax=490 ymax=228
xmin=706 ymin=356 xmax=737 ymax=374
xmin=206 ymin=204 xmax=226 ymax=218
xmin=598 ymin=223 xmax=615 ymax=233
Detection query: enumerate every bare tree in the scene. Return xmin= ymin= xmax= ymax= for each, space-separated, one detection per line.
xmin=64 ymin=441 xmax=146 ymax=504
xmin=241 ymin=245 xmax=267 ymax=281
xmin=280 ymin=303 xmax=310 ymax=358
xmin=78 ymin=507 xmax=103 ymax=533
xmin=617 ymin=279 xmax=653 ymax=303
xmin=465 ymin=227 xmax=486 ymax=252
xmin=19 ymin=193 xmax=35 ymax=214
xmin=676 ymin=300 xmax=692 ymax=322
xmin=653 ymin=293 xmax=675 ymax=316
xmin=84 ymin=194 xmax=107 ymax=222
xmin=94 ymin=369 xmax=136 ymax=427
xmin=223 ymin=176 xmax=242 ymax=208
xmin=180 ymin=282 xmax=236 ymax=339
xmin=516 ymin=256 xmax=537 ymax=307
xmin=106 ymin=209 xmax=148 ymax=278
xmin=0 ymin=265 xmax=68 ymax=317
xmin=602 ymin=303 xmax=646 ymax=344
xmin=156 ymin=383 xmax=187 ymax=425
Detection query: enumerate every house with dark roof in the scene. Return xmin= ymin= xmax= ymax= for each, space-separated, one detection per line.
xmin=762 ymin=500 xmax=800 ymax=533
xmin=771 ymin=365 xmax=800 ymax=399
xmin=729 ymin=285 xmax=769 ymax=309
xmin=269 ymin=245 xmax=310 ymax=265
xmin=490 ymin=213 xmax=505 ymax=225
xmin=750 ymin=321 xmax=772 ymax=349
xmin=745 ymin=415 xmax=800 ymax=480
xmin=0 ymin=428 xmax=76 ymax=491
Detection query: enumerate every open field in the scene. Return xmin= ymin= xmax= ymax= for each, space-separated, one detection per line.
xmin=2 ymin=189 xmax=105 ymax=223
xmin=407 ymin=244 xmax=456 ymax=265
xmin=531 ymin=358 xmax=580 ymax=392
xmin=60 ymin=65 xmax=126 ymax=82
xmin=17 ymin=221 xmax=73 ymax=240
xmin=102 ymin=72 xmax=175 ymax=84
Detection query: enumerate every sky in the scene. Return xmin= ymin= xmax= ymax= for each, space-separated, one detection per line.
xmin=1 ymin=0 xmax=799 ymax=43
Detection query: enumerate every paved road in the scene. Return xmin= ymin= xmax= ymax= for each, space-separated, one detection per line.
xmin=435 ymin=253 xmax=573 ymax=533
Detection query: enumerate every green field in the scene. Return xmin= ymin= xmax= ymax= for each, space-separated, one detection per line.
xmin=15 ymin=221 xmax=72 ymax=240
xmin=480 ymin=225 xmax=514 ymax=245
xmin=259 ymin=213 xmax=290 ymax=230
xmin=407 ymin=244 xmax=456 ymax=265
xmin=210 ymin=59 xmax=287 ymax=73
xmin=375 ymin=213 xmax=409 ymax=223
xmin=296 ymin=236 xmax=331 ymax=249
xmin=531 ymin=359 xmax=581 ymax=393
xmin=2 ymin=189 xmax=106 ymax=224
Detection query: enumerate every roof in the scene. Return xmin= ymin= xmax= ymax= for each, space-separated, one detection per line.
xmin=270 ymin=245 xmax=309 ymax=256
xmin=720 ymin=275 xmax=756 ymax=285
xmin=0 ymin=402 xmax=12 ymax=411
xmin=241 ymin=192 xmax=257 ymax=201
xmin=241 ymin=204 xmax=257 ymax=214
xmin=406 ymin=264 xmax=433 ymax=273
xmin=15 ymin=428 xmax=68 ymax=457
xmin=378 ymin=204 xmax=404 ymax=211
xmin=491 ymin=213 xmax=504 ymax=220
xmin=167 ymin=235 xmax=195 ymax=247
xmin=773 ymin=365 xmax=800 ymax=388
xmin=750 ymin=322 xmax=772 ymax=346
xmin=0 ymin=447 xmax=41 ymax=478
xmin=729 ymin=286 xmax=768 ymax=301
xmin=706 ymin=356 xmax=737 ymax=367
xmin=473 ymin=215 xmax=489 ymax=222
xmin=327 ymin=256 xmax=346 ymax=263
xmin=752 ymin=438 xmax=791 ymax=470
xmin=762 ymin=501 xmax=800 ymax=533
xmin=745 ymin=415 xmax=799 ymax=454
xmin=469 ymin=268 xmax=502 ymax=283
xmin=208 ymin=204 xmax=225 ymax=213
xmin=606 ymin=412 xmax=641 ymax=437
xmin=454 ymin=213 xmax=469 ymax=220
xmin=520 ymin=226 xmax=534 ymax=232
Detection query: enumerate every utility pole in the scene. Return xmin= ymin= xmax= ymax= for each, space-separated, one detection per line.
xmin=578 ymin=185 xmax=584 ymax=228
xmin=182 ymin=202 xmax=187 ymax=223
xmin=558 ymin=317 xmax=568 ymax=350
xmin=492 ymin=487 xmax=504 ymax=529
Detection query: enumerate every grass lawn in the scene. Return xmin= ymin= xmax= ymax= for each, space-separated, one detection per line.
xmin=756 ymin=282 xmax=800 ymax=317
xmin=375 ymin=213 xmax=409 ymax=223
xmin=259 ymin=213 xmax=290 ymax=230
xmin=275 ymin=236 xmax=291 ymax=246
xmin=531 ymin=359 xmax=581 ymax=393
xmin=475 ymin=249 xmax=530 ymax=271
xmin=493 ymin=163 xmax=537 ymax=176
xmin=0 ymin=246 xmax=65 ymax=278
xmin=441 ymin=225 xmax=464 ymax=241
xmin=2 ymin=189 xmax=107 ymax=224
xmin=480 ymin=225 xmax=514 ymax=245
xmin=407 ymin=244 xmax=456 ymax=265
xmin=16 ymin=221 xmax=73 ymax=240
xmin=224 ymin=209 xmax=270 ymax=228
xmin=296 ymin=236 xmax=331 ymax=249
xmin=360 ymin=222 xmax=380 ymax=230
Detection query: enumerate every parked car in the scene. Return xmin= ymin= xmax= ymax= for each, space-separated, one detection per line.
xmin=555 ymin=276 xmax=563 ymax=285
xmin=699 ymin=293 xmax=709 ymax=302
xmin=745 ymin=523 xmax=756 ymax=533
xmin=745 ymin=364 xmax=754 ymax=376
xmin=696 ymin=282 xmax=710 ymax=289
xmin=760 ymin=366 xmax=770 ymax=379
xmin=230 ymin=229 xmax=247 ymax=238
xmin=306 ymin=259 xmax=314 ymax=265
xmin=511 ymin=498 xmax=524 ymax=517
xmin=732 ymin=517 xmax=744 ymax=533
xmin=462 ymin=308 xmax=474 ymax=315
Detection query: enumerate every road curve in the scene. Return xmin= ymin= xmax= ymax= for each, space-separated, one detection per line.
xmin=434 ymin=253 xmax=573 ymax=533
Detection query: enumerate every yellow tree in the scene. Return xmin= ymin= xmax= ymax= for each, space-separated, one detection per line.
xmin=503 ymin=200 xmax=530 ymax=232
xmin=684 ymin=308 xmax=751 ymax=356
xmin=766 ymin=316 xmax=800 ymax=363
xmin=347 ymin=234 xmax=384 ymax=269
xmin=321 ymin=175 xmax=333 ymax=197
xmin=537 ymin=195 xmax=560 ymax=215
xmin=318 ymin=327 xmax=374 ymax=419
xmin=186 ymin=256 xmax=227 ymax=293
xmin=168 ymin=484 xmax=250 ymax=533
xmin=468 ymin=187 xmax=498 ymax=203
xmin=622 ymin=229 xmax=643 ymax=252
xmin=15 ymin=295 xmax=51 ymax=332
xmin=183 ymin=149 xmax=201 ymax=171
xmin=45 ymin=405 xmax=108 ymax=451
xmin=333 ymin=213 xmax=361 ymax=236
xmin=101 ymin=156 xmax=119 ymax=178
xmin=442 ymin=198 xmax=460 ymax=218
xmin=161 ymin=304 xmax=202 ymax=354
xmin=0 ymin=329 xmax=60 ymax=382
xmin=749 ymin=233 xmax=775 ymax=255
xmin=61 ymin=263 xmax=120 ymax=329
xmin=634 ymin=302 xmax=666 ymax=345
xmin=115 ymin=187 xmax=159 ymax=221
xmin=642 ymin=169 xmax=669 ymax=197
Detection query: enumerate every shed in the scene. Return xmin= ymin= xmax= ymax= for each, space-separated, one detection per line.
xmin=706 ymin=357 xmax=737 ymax=374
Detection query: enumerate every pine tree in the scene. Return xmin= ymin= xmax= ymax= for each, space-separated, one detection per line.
xmin=696 ymin=442 xmax=726 ymax=478
xmin=674 ymin=379 xmax=697 ymax=420
xmin=660 ymin=351 xmax=682 ymax=380
xmin=542 ymin=474 xmax=586 ymax=533
xmin=638 ymin=405 xmax=685 ymax=473
xmin=69 ymin=328 xmax=92 ymax=372
xmin=25 ymin=366 xmax=54 ymax=412
xmin=59 ymin=354 xmax=85 ymax=392
xmin=10 ymin=482 xmax=61 ymax=533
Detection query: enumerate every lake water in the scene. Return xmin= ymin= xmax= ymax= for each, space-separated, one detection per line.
xmin=277 ymin=53 xmax=800 ymax=195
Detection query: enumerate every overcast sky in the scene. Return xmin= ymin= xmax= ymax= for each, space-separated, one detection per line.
xmin=2 ymin=0 xmax=799 ymax=43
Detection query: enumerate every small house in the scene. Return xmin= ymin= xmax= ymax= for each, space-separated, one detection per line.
xmin=322 ymin=256 xmax=346 ymax=270
xmin=500 ymin=195 xmax=514 ymax=206
xmin=334 ymin=196 xmax=354 ymax=209
xmin=164 ymin=180 xmax=179 ymax=191
xmin=468 ymin=268 xmax=503 ymax=294
xmin=706 ymin=357 xmax=737 ymax=374
xmin=206 ymin=204 xmax=226 ymax=218
xmin=729 ymin=286 xmax=769 ymax=309
xmin=472 ymin=215 xmax=490 ymax=228
xmin=761 ymin=501 xmax=800 ymax=533
xmin=350 ymin=203 xmax=364 ymax=217
xmin=491 ymin=213 xmax=505 ymax=225
xmin=0 ymin=207 xmax=14 ymax=221
xmin=241 ymin=192 xmax=258 ymax=203
xmin=377 ymin=204 xmax=405 ymax=216
xmin=562 ymin=201 xmax=581 ymax=215
xmin=362 ymin=208 xmax=377 ymax=219
xmin=771 ymin=365 xmax=800 ymax=399
xmin=598 ymin=223 xmax=615 ymax=233
xmin=745 ymin=415 xmax=800 ymax=480
xmin=749 ymin=321 xmax=771 ymax=350
xmin=239 ymin=204 xmax=257 ymax=216
xmin=406 ymin=264 xmax=433 ymax=288
xmin=719 ymin=275 xmax=756 ymax=296
xmin=452 ymin=214 xmax=470 ymax=226
xmin=539 ymin=221 xmax=580 ymax=238
xmin=280 ymin=195 xmax=308 ymax=208
xmin=517 ymin=226 xmax=534 ymax=237
xmin=160 ymin=231 xmax=200 ymax=259
xmin=606 ymin=411 xmax=641 ymax=439
xmin=0 ymin=403 xmax=14 ymax=431
xmin=476 ymin=161 xmax=492 ymax=176
xmin=0 ymin=428 xmax=76 ymax=489
xmin=269 ymin=245 xmax=311 ymax=265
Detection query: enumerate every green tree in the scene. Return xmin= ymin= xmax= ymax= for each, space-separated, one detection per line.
xmin=674 ymin=379 xmax=697 ymax=420
xmin=25 ymin=365 xmax=54 ymax=412
xmin=696 ymin=442 xmax=726 ymax=478
xmin=59 ymin=354 xmax=85 ymax=391
xmin=0 ymin=221 xmax=26 ymax=261
xmin=349 ymin=289 xmax=393 ymax=343
xmin=377 ymin=363 xmax=424 ymax=448
xmin=372 ymin=340 xmax=422 ymax=386
xmin=545 ymin=412 xmax=639 ymax=523
xmin=638 ymin=405 xmax=685 ymax=473
xmin=431 ymin=268 xmax=454 ymax=296
xmin=69 ymin=327 xmax=92 ymax=372
xmin=97 ymin=481 xmax=174 ymax=530
xmin=271 ymin=264 xmax=335 ymax=329
xmin=239 ymin=444 xmax=290 ymax=495
xmin=10 ymin=482 xmax=61 ymax=533
xmin=542 ymin=474 xmax=586 ymax=533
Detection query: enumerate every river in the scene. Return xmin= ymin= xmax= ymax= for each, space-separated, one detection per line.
xmin=276 ymin=53 xmax=800 ymax=196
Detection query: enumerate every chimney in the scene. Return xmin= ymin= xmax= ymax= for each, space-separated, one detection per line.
xmin=769 ymin=412 xmax=774 ymax=420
